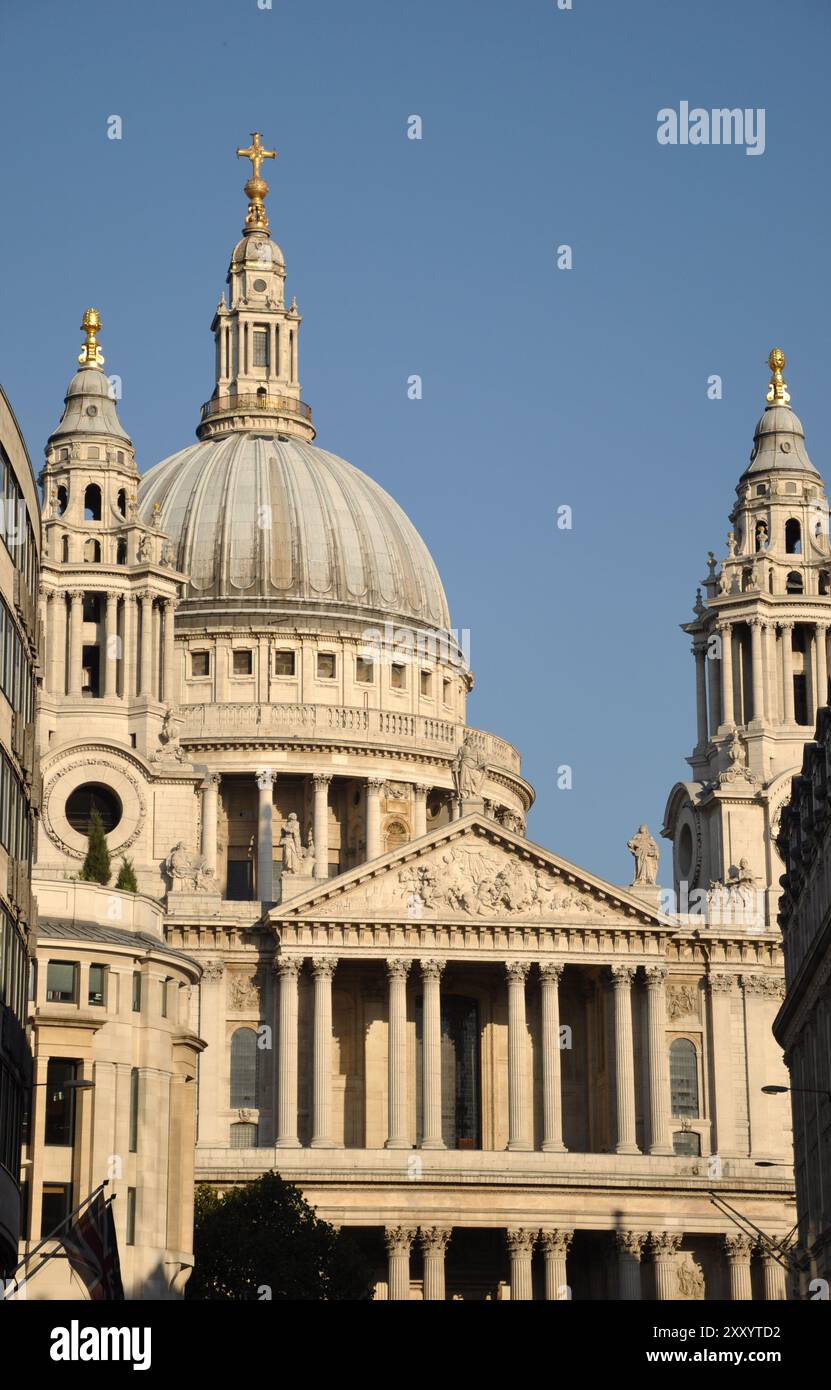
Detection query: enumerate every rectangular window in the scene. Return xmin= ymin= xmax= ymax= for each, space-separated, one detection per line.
xmin=161 ymin=978 xmax=172 ymax=1019
xmin=191 ymin=651 xmax=210 ymax=677
xmin=252 ymin=329 xmax=269 ymax=368
xmin=391 ymin=662 xmax=407 ymax=690
xmin=41 ymin=1183 xmax=73 ymax=1239
xmin=45 ymin=1059 xmax=78 ymax=1147
xmin=88 ymin=964 xmax=107 ymax=1007
xmin=316 ymin=652 xmax=336 ymax=680
xmin=126 ymin=1187 xmax=136 ymax=1246
xmin=132 ymin=971 xmax=142 ymax=1013
xmin=274 ymin=649 xmax=296 ymax=676
xmin=420 ymin=670 xmax=432 ymax=697
xmin=129 ymin=1068 xmax=139 ymax=1153
xmin=232 ymin=649 xmax=253 ymax=676
xmin=443 ymin=678 xmax=452 ymax=704
xmin=46 ymin=960 xmax=77 ymax=1004
xmin=356 ymin=657 xmax=374 ymax=684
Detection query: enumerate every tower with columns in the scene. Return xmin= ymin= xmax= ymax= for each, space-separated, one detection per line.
xmin=664 ymin=350 xmax=831 ymax=926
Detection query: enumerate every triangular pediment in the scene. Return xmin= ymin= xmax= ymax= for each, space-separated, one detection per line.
xmin=270 ymin=815 xmax=669 ymax=927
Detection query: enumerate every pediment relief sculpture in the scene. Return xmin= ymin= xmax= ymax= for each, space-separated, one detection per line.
xmin=389 ymin=846 xmax=617 ymax=919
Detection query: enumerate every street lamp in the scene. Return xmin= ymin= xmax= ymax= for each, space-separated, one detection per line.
xmin=762 ymin=1084 xmax=831 ymax=1102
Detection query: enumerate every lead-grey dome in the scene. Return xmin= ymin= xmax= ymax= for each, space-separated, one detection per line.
xmin=743 ymin=402 xmax=819 ymax=477
xmin=137 ymin=434 xmax=452 ymax=631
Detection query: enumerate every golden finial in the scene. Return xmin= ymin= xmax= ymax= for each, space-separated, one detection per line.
xmin=78 ymin=308 xmax=105 ymax=367
xmin=235 ymin=132 xmax=277 ymax=232
xmin=766 ymin=347 xmax=790 ymax=405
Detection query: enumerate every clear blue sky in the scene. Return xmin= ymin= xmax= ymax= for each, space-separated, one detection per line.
xmin=1 ymin=0 xmax=829 ymax=884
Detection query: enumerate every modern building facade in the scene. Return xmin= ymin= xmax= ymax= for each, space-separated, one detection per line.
xmin=18 ymin=138 xmax=805 ymax=1298
xmin=0 ymin=384 xmax=39 ymax=1277
xmin=774 ymin=709 xmax=831 ymax=1295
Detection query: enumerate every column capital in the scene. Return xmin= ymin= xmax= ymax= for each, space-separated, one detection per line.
xmin=708 ymin=971 xmax=736 ymax=994
xmin=311 ymin=956 xmax=337 ymax=980
xmin=610 ymin=963 xmax=637 ymax=987
xmin=419 ymin=1227 xmax=452 ymax=1257
xmin=506 ymin=1228 xmax=537 ymax=1258
xmin=202 ymin=771 xmax=222 ymax=790
xmin=386 ymin=958 xmax=412 ymax=982
xmin=778 ymin=619 xmax=794 ymax=633
xmin=505 ymin=960 xmax=531 ymax=984
xmin=68 ymin=588 xmax=85 ymax=603
xmin=384 ymin=1226 xmax=418 ymax=1257
xmin=539 ymin=1229 xmax=573 ymax=1258
xmin=413 ymin=782 xmax=431 ymax=796
xmin=367 ymin=776 xmax=385 ymax=793
xmin=420 ymin=958 xmax=446 ymax=981
xmin=644 ymin=964 xmax=668 ymax=986
xmin=749 ymin=615 xmax=765 ymax=631
xmin=716 ymin=617 xmax=733 ymax=634
xmin=615 ymin=1231 xmax=647 ymax=1260
xmin=201 ymin=959 xmax=224 ymax=983
xmin=274 ymin=956 xmax=302 ymax=981
xmin=312 ymin=772 xmax=332 ymax=789
xmin=648 ymin=1232 xmax=682 ymax=1259
xmin=723 ymin=1232 xmax=755 ymax=1262
xmin=539 ymin=961 xmax=565 ymax=984
xmin=256 ymin=767 xmax=277 ymax=790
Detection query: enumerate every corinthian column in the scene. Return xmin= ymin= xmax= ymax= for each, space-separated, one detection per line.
xmin=649 ymin=1232 xmax=682 ymax=1299
xmin=506 ymin=1228 xmax=536 ymax=1301
xmin=718 ymin=621 xmax=733 ymax=728
xmin=275 ymin=957 xmax=301 ymax=1148
xmin=413 ymin=783 xmax=430 ymax=839
xmin=723 ymin=1233 xmax=754 ymax=1300
xmin=780 ymin=622 xmax=795 ymax=723
xmin=708 ymin=973 xmax=737 ymax=1157
xmin=644 ymin=965 xmax=672 ymax=1154
xmin=750 ymin=617 xmax=765 ymax=723
xmin=505 ymin=961 xmax=531 ymax=1151
xmin=256 ymin=768 xmax=276 ymax=903
xmin=200 ymin=774 xmax=220 ymax=875
xmin=420 ymin=958 xmax=446 ymax=1149
xmin=312 ymin=773 xmax=331 ymax=880
xmin=693 ymin=641 xmax=708 ymax=745
xmin=816 ymin=621 xmax=829 ymax=712
xmin=385 ymin=1226 xmax=417 ymax=1301
xmin=539 ymin=963 xmax=566 ymax=1152
xmin=385 ymin=959 xmax=411 ymax=1149
xmin=366 ymin=777 xmax=383 ymax=861
xmin=68 ymin=589 xmax=84 ymax=696
xmin=706 ymin=629 xmax=721 ymax=732
xmin=610 ymin=965 xmax=639 ymax=1155
xmin=162 ymin=597 xmax=176 ymax=703
xmin=419 ymin=1227 xmax=451 ymax=1301
xmin=311 ymin=957 xmax=336 ymax=1148
xmin=759 ymin=1248 xmax=787 ymax=1300
xmin=540 ymin=1229 xmax=572 ymax=1301
xmin=103 ymin=591 xmax=119 ymax=697
xmin=616 ymin=1231 xmax=646 ymax=1300
xmin=139 ymin=591 xmax=154 ymax=697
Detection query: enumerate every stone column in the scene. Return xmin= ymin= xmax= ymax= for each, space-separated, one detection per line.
xmin=539 ymin=963 xmax=566 ymax=1152
xmin=200 ymin=773 xmax=220 ymax=875
xmin=68 ymin=589 xmax=84 ymax=696
xmin=541 ymin=1229 xmax=573 ymax=1301
xmin=43 ymin=591 xmax=55 ymax=695
xmin=420 ymin=1227 xmax=451 ymax=1301
xmin=506 ymin=1228 xmax=536 ymax=1301
xmin=256 ymin=768 xmax=276 ymax=903
xmin=139 ymin=591 xmax=154 ymax=696
xmin=102 ymin=591 xmax=118 ymax=697
xmin=312 ymin=773 xmax=331 ymax=880
xmin=759 ymin=1248 xmax=787 ymax=1300
xmin=610 ymin=965 xmax=639 ymax=1155
xmin=706 ymin=630 xmax=721 ymax=733
xmin=311 ymin=957 xmax=336 ymax=1148
xmin=781 ymin=622 xmax=795 ymax=723
xmin=724 ymin=1233 xmax=754 ymax=1300
xmin=649 ymin=1232 xmax=682 ymax=1299
xmin=162 ymin=597 xmax=176 ymax=704
xmin=644 ymin=965 xmax=672 ymax=1154
xmin=616 ymin=1231 xmax=646 ymax=1300
xmin=413 ymin=783 xmax=429 ymax=838
xmin=506 ymin=961 xmax=532 ymax=1151
xmin=708 ymin=973 xmax=737 ymax=1157
xmin=816 ymin=621 xmax=829 ymax=712
xmin=719 ymin=621 xmax=733 ymax=727
xmin=750 ymin=617 xmax=765 ymax=723
xmin=122 ymin=593 xmax=136 ymax=699
xmin=51 ymin=592 xmax=68 ymax=696
xmin=275 ymin=957 xmax=301 ymax=1148
xmin=420 ymin=958 xmax=446 ymax=1149
xmin=385 ymin=1226 xmax=417 ymax=1301
xmin=385 ymin=958 xmax=411 ymax=1149
xmin=693 ymin=641 xmax=709 ymax=745
xmin=366 ymin=777 xmax=383 ymax=861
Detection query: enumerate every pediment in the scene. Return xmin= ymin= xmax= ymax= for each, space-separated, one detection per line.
xmin=272 ymin=815 xmax=667 ymax=927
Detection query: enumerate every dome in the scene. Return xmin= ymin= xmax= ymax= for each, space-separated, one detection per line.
xmin=137 ymin=434 xmax=452 ymax=632
xmin=743 ymin=401 xmax=819 ymax=477
xmin=49 ymin=363 xmax=130 ymax=444
xmin=230 ymin=233 xmax=284 ymax=269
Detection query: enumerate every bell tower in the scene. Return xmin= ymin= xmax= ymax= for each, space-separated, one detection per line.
xmin=663 ymin=350 xmax=831 ymax=925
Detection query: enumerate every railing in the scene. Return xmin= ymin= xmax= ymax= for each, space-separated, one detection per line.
xmin=199 ymin=392 xmax=313 ymax=423
xmin=178 ymin=702 xmax=522 ymax=775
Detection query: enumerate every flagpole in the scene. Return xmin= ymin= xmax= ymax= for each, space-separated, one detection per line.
xmin=6 ymin=1195 xmax=119 ymax=1300
xmin=3 ymin=1179 xmax=111 ymax=1289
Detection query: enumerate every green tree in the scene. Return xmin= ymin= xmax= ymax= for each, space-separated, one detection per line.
xmin=115 ymin=856 xmax=138 ymax=892
xmin=186 ymin=1171 xmax=372 ymax=1301
xmin=78 ymin=809 xmax=111 ymax=886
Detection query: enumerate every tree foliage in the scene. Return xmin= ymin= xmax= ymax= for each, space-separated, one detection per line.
xmin=115 ymin=856 xmax=138 ymax=892
xmin=186 ymin=1171 xmax=373 ymax=1301
xmin=78 ymin=809 xmax=111 ymax=886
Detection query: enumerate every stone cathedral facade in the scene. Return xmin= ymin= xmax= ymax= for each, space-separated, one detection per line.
xmin=21 ymin=139 xmax=800 ymax=1300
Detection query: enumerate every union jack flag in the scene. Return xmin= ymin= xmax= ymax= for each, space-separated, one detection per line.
xmin=58 ymin=1192 xmax=125 ymax=1301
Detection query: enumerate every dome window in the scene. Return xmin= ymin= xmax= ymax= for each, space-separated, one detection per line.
xmin=116 ymin=540 xmax=127 ymax=565
xmin=65 ymin=782 xmax=122 ymax=834
xmin=117 ymin=488 xmax=127 ymax=517
xmin=755 ymin=483 xmax=767 ymax=495
xmin=786 ymin=571 xmax=804 ymax=595
xmin=61 ymin=536 xmax=69 ymax=562
xmin=56 ymin=485 xmax=68 ymax=516
xmin=252 ymin=328 xmax=269 ymax=367
xmin=191 ymin=650 xmax=210 ymax=678
xmin=420 ymin=670 xmax=432 ymax=697
xmin=317 ymin=652 xmax=336 ymax=680
xmin=820 ymin=571 xmax=831 ymax=596
xmin=785 ymin=518 xmax=801 ymax=554
xmin=390 ymin=663 xmax=407 ymax=690
xmin=274 ymin=649 xmax=296 ymax=677
xmin=84 ymin=539 xmax=101 ymax=563
xmin=252 ymin=278 xmax=268 ymax=293
xmin=84 ymin=484 xmax=102 ymax=521
xmin=232 ymin=649 xmax=253 ymax=676
xmin=356 ymin=657 xmax=374 ymax=684
xmin=442 ymin=678 xmax=452 ymax=705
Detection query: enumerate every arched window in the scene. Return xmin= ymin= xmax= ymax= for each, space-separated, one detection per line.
xmin=117 ymin=488 xmax=127 ymax=517
xmin=84 ymin=484 xmax=102 ymax=521
xmin=84 ymin=538 xmax=101 ymax=563
xmin=116 ymin=539 xmax=127 ymax=564
xmin=230 ymin=1122 xmax=259 ymax=1149
xmin=56 ymin=485 xmax=68 ymax=516
xmin=230 ymin=1027 xmax=259 ymax=1108
xmin=820 ymin=571 xmax=831 ymax=596
xmin=61 ymin=536 xmax=69 ymax=562
xmin=785 ymin=518 xmax=801 ymax=554
xmin=786 ymin=571 xmax=804 ymax=595
xmin=669 ymin=1039 xmax=699 ymax=1118
xmin=384 ymin=819 xmax=409 ymax=853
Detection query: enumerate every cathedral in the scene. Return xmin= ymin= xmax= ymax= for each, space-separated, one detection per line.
xmin=18 ymin=137 xmax=800 ymax=1299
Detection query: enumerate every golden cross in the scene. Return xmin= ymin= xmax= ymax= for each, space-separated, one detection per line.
xmin=236 ymin=132 xmax=276 ymax=183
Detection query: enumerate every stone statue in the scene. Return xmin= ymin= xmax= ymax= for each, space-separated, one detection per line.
xmin=627 ymin=824 xmax=659 ymax=886
xmin=150 ymin=707 xmax=186 ymax=763
xmin=726 ymin=530 xmax=737 ymax=558
xmin=728 ymin=725 xmax=746 ymax=767
xmin=677 ymin=1259 xmax=705 ymax=1300
xmin=160 ymin=540 xmax=174 ymax=566
xmin=756 ymin=521 xmax=768 ymax=551
xmin=137 ymin=533 xmax=151 ymax=561
xmin=165 ymin=841 xmax=215 ymax=893
xmin=280 ymin=812 xmax=304 ymax=875
xmin=717 ymin=567 xmax=730 ymax=595
xmin=452 ymin=733 xmax=487 ymax=802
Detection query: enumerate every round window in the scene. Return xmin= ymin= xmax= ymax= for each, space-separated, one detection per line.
xmin=252 ymin=278 xmax=268 ymax=292
xmin=65 ymin=782 xmax=123 ymax=834
xmin=85 ymin=404 xmax=98 ymax=417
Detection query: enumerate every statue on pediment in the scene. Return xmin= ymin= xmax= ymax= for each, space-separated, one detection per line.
xmin=452 ymin=734 xmax=487 ymax=802
xmin=627 ymin=824 xmax=659 ymax=886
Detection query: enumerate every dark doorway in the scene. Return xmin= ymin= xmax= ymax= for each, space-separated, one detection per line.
xmin=226 ymin=858 xmax=254 ymax=901
xmin=416 ymin=995 xmax=481 ymax=1147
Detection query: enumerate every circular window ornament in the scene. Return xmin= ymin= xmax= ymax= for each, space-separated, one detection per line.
xmin=252 ymin=278 xmax=268 ymax=292
xmin=65 ymin=782 xmax=123 ymax=834
xmin=780 ymin=440 xmax=792 ymax=453
xmin=86 ymin=404 xmax=98 ymax=417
